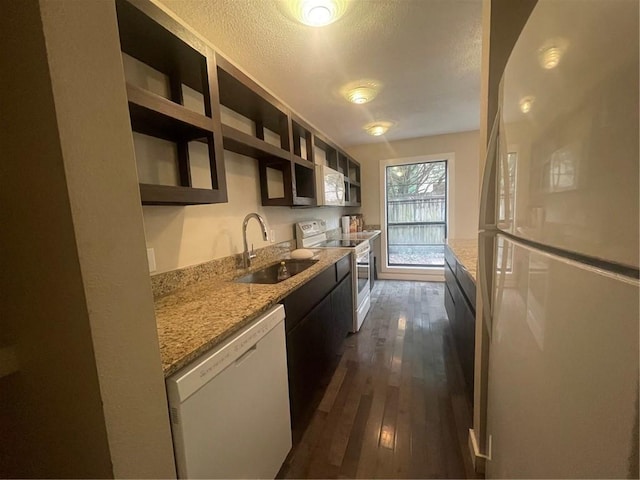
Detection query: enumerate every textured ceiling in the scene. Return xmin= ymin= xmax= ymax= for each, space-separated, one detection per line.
xmin=158 ymin=0 xmax=482 ymax=148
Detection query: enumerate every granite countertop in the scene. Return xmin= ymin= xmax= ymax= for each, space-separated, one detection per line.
xmin=446 ymin=238 xmax=478 ymax=282
xmin=154 ymin=248 xmax=351 ymax=377
xmin=340 ymin=230 xmax=381 ymax=241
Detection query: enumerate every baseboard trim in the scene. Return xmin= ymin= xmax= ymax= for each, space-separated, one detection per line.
xmin=378 ymin=272 xmax=444 ymax=282
xmin=468 ymin=428 xmax=490 ymax=474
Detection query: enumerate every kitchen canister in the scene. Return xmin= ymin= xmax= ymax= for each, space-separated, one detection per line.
xmin=341 ymin=216 xmax=350 ymax=235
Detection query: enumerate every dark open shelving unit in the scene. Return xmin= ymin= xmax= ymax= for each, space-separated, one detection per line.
xmin=116 ymin=0 xmax=227 ymax=206
xmin=314 ymin=133 xmax=361 ymax=207
xmin=216 ymin=56 xmax=318 ymax=207
xmin=115 ymin=0 xmax=360 ymax=208
xmin=289 ymin=115 xmax=317 ymax=206
xmin=345 ymin=157 xmax=361 ymax=207
xmin=126 ymin=85 xmax=215 ymax=141
xmin=216 ymin=56 xmax=291 ymax=155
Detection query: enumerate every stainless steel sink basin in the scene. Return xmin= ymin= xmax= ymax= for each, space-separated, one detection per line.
xmin=235 ymin=259 xmax=319 ymax=284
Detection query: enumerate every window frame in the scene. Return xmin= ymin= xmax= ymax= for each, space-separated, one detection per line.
xmin=385 ymin=160 xmax=448 ymax=267
xmin=379 ymin=152 xmax=456 ymax=280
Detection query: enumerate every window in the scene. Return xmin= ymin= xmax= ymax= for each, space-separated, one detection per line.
xmin=385 ymin=160 xmax=447 ymax=267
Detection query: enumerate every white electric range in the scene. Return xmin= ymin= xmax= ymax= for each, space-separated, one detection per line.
xmin=296 ymin=220 xmax=371 ymax=332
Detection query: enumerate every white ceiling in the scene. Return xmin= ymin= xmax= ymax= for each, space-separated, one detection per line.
xmin=158 ymin=0 xmax=483 ymax=148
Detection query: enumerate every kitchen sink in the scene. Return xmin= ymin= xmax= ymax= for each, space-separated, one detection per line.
xmin=235 ymin=259 xmax=319 ymax=284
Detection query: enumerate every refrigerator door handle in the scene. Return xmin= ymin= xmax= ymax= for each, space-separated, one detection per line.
xmin=478 ymin=231 xmax=493 ymax=338
xmin=479 ymin=110 xmax=500 ymax=231
xmin=497 ymin=112 xmax=512 ymax=232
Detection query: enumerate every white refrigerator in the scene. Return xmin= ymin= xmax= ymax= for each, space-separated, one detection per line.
xmin=479 ymin=1 xmax=639 ymax=478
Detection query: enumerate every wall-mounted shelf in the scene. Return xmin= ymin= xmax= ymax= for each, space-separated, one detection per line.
xmin=313 ymin=134 xmax=338 ymax=170
xmin=221 ymin=124 xmax=291 ymax=161
xmin=216 ymin=55 xmax=291 ymax=158
xmin=116 ymin=0 xmax=227 ymax=206
xmin=345 ymin=157 xmax=361 ymax=207
xmin=116 ymin=0 xmax=362 ymax=209
xmin=292 ymin=118 xmax=314 ymax=164
xmin=289 ymin=116 xmax=316 ymax=206
xmin=312 ymin=134 xmax=361 ymax=207
xmin=126 ymin=85 xmax=216 ymax=141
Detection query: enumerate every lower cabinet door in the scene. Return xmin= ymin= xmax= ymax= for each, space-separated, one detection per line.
xmin=331 ymin=272 xmax=353 ymax=348
xmin=285 ymin=295 xmax=333 ymax=430
xmin=445 ymin=256 xmax=476 ymax=401
xmin=444 ymin=281 xmax=456 ymax=328
xmin=454 ymin=289 xmax=475 ymax=400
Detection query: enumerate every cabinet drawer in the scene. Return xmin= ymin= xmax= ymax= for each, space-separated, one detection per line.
xmin=283 ymin=266 xmax=336 ymax=332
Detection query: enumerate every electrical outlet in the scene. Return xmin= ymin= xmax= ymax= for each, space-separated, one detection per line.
xmin=270 ymin=229 xmax=276 ymax=243
xmin=147 ymin=247 xmax=156 ymax=273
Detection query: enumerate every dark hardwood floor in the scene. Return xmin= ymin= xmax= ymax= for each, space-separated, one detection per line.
xmin=279 ymin=280 xmax=479 ymax=479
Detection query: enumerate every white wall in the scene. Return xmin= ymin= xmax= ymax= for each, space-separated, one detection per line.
xmin=347 ymin=130 xmax=480 ymax=240
xmin=143 ymin=150 xmax=355 ymax=274
xmin=1 ymin=1 xmax=176 ymax=477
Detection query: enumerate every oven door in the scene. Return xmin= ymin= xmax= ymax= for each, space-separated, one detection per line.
xmin=355 ymin=246 xmax=371 ymax=304
xmin=353 ymin=245 xmax=371 ymax=332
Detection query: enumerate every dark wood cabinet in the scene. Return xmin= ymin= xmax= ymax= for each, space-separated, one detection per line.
xmin=285 ymin=294 xmax=334 ymax=427
xmin=283 ymin=266 xmax=335 ymax=333
xmin=288 ymin=115 xmax=317 ymax=206
xmin=331 ymin=273 xmax=353 ymax=350
xmin=115 ymin=0 xmax=227 ymax=206
xmin=313 ymin=133 xmax=361 ymax=207
xmin=116 ymin=0 xmax=362 ymax=208
xmin=444 ymin=246 xmax=476 ymax=401
xmin=454 ymin=286 xmax=476 ymax=399
xmin=283 ymin=257 xmax=353 ymax=432
xmin=344 ymin=156 xmax=361 ymax=207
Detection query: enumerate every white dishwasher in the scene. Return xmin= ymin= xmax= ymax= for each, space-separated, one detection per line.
xmin=166 ymin=304 xmax=291 ymax=479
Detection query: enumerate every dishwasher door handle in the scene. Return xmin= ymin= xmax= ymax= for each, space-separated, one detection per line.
xmin=234 ymin=344 xmax=258 ymax=366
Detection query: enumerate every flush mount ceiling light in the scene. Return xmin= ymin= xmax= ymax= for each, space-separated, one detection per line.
xmin=340 ymin=79 xmax=381 ymax=105
xmin=296 ymin=0 xmax=346 ymax=27
xmin=364 ymin=121 xmax=393 ymax=136
xmin=538 ymin=39 xmax=568 ymax=69
xmin=519 ymin=96 xmax=535 ymax=113
xmin=348 ymin=86 xmax=377 ymax=104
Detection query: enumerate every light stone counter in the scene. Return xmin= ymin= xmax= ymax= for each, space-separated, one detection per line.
xmin=153 ymin=248 xmax=351 ymax=377
xmin=446 ymin=238 xmax=478 ymax=282
xmin=339 ymin=230 xmax=381 ymax=242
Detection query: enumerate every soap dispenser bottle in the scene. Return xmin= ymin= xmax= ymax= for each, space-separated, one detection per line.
xmin=277 ymin=261 xmax=290 ymax=281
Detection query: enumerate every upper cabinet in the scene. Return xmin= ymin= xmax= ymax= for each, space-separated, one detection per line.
xmin=115 ymin=0 xmax=360 ymax=208
xmin=116 ymin=0 xmax=227 ymax=205
xmin=216 ymin=58 xmax=316 ymax=207
xmin=314 ymin=134 xmax=361 ymax=207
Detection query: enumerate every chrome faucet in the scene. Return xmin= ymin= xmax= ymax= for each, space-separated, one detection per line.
xmin=242 ymin=213 xmax=269 ymax=268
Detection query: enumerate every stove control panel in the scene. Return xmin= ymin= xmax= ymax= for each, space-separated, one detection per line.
xmin=296 ymin=219 xmax=326 ymax=239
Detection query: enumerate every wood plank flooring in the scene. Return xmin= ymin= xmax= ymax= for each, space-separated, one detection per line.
xmin=278 ymin=280 xmax=480 ymax=479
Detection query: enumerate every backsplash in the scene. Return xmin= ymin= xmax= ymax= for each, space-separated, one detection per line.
xmin=151 ymin=241 xmax=293 ymax=299
xmin=142 ymin=151 xmax=353 ymax=274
